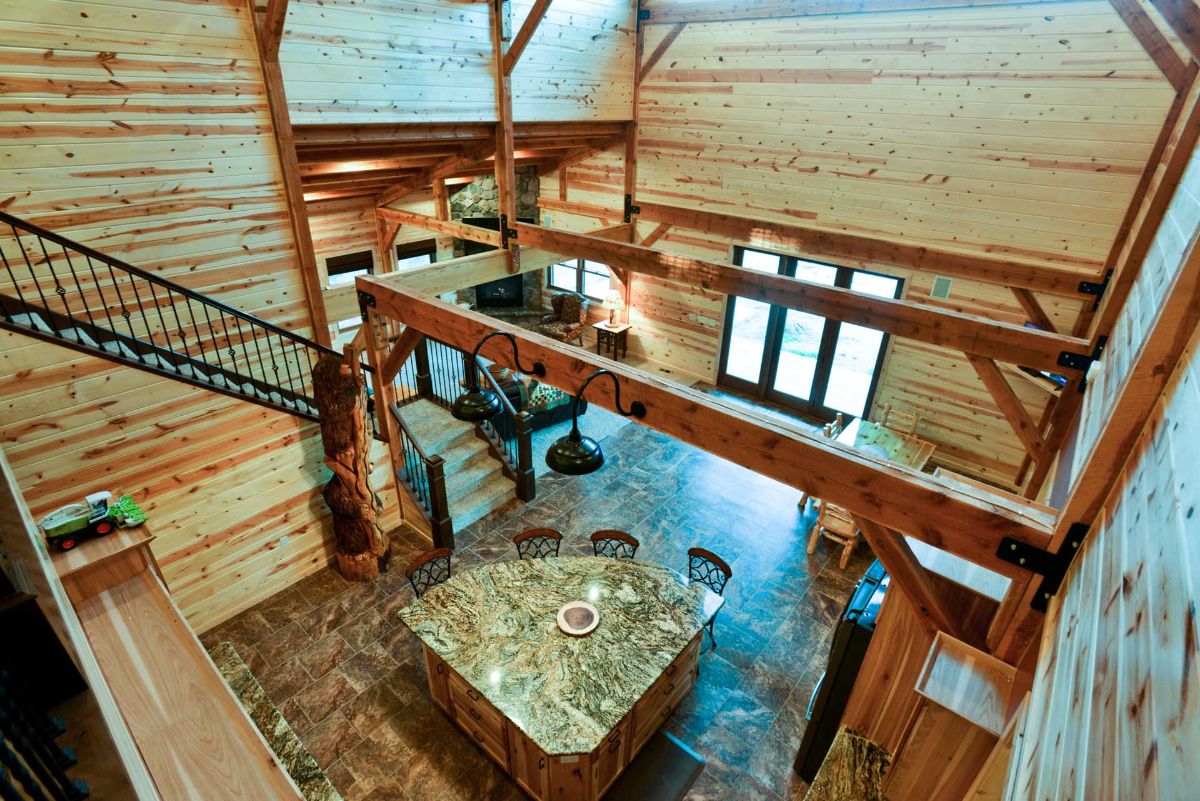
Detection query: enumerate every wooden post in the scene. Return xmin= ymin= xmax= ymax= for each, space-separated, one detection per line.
xmin=490 ymin=0 xmax=519 ymax=274
xmin=425 ymin=456 xmax=455 ymax=549
xmin=414 ymin=337 xmax=433 ymax=398
xmin=312 ymin=347 xmax=389 ymax=581
xmin=514 ymin=410 xmax=536 ymax=502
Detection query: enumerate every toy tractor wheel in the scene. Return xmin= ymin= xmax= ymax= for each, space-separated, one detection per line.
xmin=59 ymin=538 xmax=78 ymax=551
xmin=94 ymin=520 xmax=115 ymax=536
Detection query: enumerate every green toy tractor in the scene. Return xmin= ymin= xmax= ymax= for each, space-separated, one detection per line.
xmin=38 ymin=491 xmax=148 ymax=552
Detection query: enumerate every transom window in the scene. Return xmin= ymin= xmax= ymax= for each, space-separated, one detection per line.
xmin=396 ymin=240 xmax=436 ymax=270
xmin=549 ymin=258 xmax=612 ymax=301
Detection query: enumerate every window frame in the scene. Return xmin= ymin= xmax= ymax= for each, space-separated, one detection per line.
xmin=547 ymin=257 xmax=612 ymax=302
xmin=716 ymin=245 xmax=903 ymax=423
xmin=324 ymin=249 xmax=374 ymax=289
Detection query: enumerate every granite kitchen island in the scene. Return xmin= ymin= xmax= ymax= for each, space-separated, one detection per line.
xmin=398 ymin=556 xmax=723 ymax=801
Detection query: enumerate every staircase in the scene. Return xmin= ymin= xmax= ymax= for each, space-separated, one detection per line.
xmin=0 ymin=210 xmax=533 ymax=548
xmin=393 ymin=399 xmax=517 ymax=530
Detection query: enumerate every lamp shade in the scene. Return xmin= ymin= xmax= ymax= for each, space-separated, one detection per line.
xmin=451 ymin=386 xmax=503 ymax=422
xmin=603 ymin=289 xmax=625 ymax=311
xmin=545 ymin=432 xmax=604 ymax=475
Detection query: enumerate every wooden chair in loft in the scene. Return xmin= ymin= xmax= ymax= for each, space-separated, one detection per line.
xmin=876 ymin=402 xmax=921 ymax=435
xmin=534 ymin=292 xmax=588 ymax=347
xmin=807 ymin=502 xmax=862 ymax=570
xmin=798 ymin=412 xmax=844 ymax=510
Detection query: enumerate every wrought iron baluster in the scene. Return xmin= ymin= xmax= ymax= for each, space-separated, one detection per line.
xmin=143 ymin=280 xmax=176 ymax=360
xmin=230 ymin=317 xmax=258 ymax=393
xmin=198 ymin=303 xmax=229 ymax=375
xmin=181 ymin=296 xmax=209 ymax=371
xmin=240 ymin=318 xmax=268 ymax=392
xmin=164 ymin=289 xmax=196 ymax=367
xmin=58 ymin=244 xmax=96 ymax=331
xmin=0 ymin=235 xmax=32 ymax=321
xmin=83 ymin=254 xmax=118 ymax=336
xmin=33 ymin=233 xmax=74 ymax=325
xmin=124 ymin=273 xmax=155 ymax=351
xmin=215 ymin=311 xmax=239 ymax=381
xmin=104 ymin=263 xmax=143 ymax=361
xmin=12 ymin=226 xmax=57 ymax=334
xmin=276 ymin=333 xmax=299 ymax=399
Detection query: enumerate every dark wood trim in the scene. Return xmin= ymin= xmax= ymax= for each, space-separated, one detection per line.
xmin=1150 ymin=0 xmax=1200 ymax=63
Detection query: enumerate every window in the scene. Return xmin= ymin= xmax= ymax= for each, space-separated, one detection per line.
xmin=548 ymin=258 xmax=612 ymax=300
xmin=325 ymin=250 xmax=373 ymax=289
xmin=717 ymin=246 xmax=903 ymax=421
xmin=395 ymin=240 xmax=436 ymax=270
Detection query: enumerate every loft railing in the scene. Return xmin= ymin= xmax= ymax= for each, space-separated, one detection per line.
xmin=392 ymin=336 xmax=535 ymax=502
xmin=0 ymin=665 xmax=90 ymax=801
xmin=0 ymin=210 xmax=375 ymax=423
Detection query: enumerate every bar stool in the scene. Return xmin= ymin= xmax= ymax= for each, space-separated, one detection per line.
xmin=513 ymin=528 xmax=562 ymax=560
xmin=687 ymin=547 xmax=732 ymax=653
xmin=590 ymin=530 xmax=640 ymax=559
xmin=406 ymin=548 xmax=453 ymax=597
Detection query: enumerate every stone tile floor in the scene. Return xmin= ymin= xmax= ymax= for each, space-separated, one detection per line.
xmin=202 ymin=422 xmax=876 ymax=801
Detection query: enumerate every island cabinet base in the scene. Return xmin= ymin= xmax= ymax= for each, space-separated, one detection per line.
xmin=420 ymin=634 xmax=702 ymax=801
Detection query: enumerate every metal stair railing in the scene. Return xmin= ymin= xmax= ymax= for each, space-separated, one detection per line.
xmin=0 ymin=210 xmax=373 ymax=422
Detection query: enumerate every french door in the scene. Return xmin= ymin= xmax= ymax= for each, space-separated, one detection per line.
xmin=717 ymin=246 xmax=902 ymax=421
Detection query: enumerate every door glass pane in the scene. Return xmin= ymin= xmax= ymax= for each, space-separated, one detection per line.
xmin=725 ymin=297 xmax=772 ymax=383
xmin=823 ymin=271 xmax=901 ymax=417
xmin=771 ymin=262 xmax=837 ymax=400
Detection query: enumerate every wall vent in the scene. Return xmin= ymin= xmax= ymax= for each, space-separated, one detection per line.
xmin=931 ymin=276 xmax=953 ymax=299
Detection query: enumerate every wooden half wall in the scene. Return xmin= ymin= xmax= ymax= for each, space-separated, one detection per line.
xmin=0 ymin=0 xmax=397 ymax=632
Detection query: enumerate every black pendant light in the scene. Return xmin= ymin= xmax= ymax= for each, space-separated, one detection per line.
xmin=545 ymin=369 xmax=646 ymax=475
xmin=451 ymin=331 xmax=546 ymax=422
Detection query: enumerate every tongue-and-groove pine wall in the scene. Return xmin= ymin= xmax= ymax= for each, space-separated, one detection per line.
xmin=544 ymin=0 xmax=1180 ymax=486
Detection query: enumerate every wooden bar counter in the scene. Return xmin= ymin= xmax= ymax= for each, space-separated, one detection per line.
xmin=399 ymin=557 xmax=723 ymax=801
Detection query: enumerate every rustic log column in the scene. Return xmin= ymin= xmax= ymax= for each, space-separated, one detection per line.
xmin=312 ymin=347 xmax=390 ymax=580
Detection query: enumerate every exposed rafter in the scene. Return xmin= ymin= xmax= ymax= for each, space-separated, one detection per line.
xmin=503 ymin=0 xmax=553 ymax=75
xmin=376 ymin=208 xmax=503 ymax=248
xmin=1109 ymin=0 xmax=1189 ymax=90
xmin=375 ymin=140 xmax=497 ymax=208
xmin=536 ymin=197 xmax=1095 ymax=297
xmin=260 ymin=0 xmax=289 ymax=62
xmin=639 ymin=22 xmax=687 ymax=82
xmin=537 ymin=131 xmax=627 ymax=177
xmin=512 ymin=222 xmax=1091 ymax=373
xmin=968 ymin=356 xmax=1051 ymax=462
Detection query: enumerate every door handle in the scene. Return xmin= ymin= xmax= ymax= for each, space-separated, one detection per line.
xmin=468 ymin=708 xmax=482 ymax=722
xmin=806 ymin=672 xmax=826 ymax=722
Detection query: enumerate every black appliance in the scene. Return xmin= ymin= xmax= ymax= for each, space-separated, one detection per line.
xmin=792 ymin=559 xmax=889 ymax=782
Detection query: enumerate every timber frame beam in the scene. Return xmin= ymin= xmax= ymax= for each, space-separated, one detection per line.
xmin=357 ymin=278 xmax=1056 ymax=581
xmin=638 ymin=0 xmax=1079 ymax=25
xmin=511 ymin=222 xmax=1092 ymax=374
xmin=536 ymin=197 xmax=1096 ymax=298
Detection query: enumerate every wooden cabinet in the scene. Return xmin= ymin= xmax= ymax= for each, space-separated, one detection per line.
xmin=418 ymin=636 xmax=701 ymax=801
xmin=447 ymin=670 xmax=509 ymax=768
xmin=510 ymin=726 xmax=551 ymax=800
xmin=423 ymin=648 xmax=451 ymax=713
xmin=590 ymin=718 xmax=628 ymax=799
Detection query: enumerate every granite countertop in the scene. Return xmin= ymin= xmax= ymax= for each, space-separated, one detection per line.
xmin=398 ymin=556 xmax=723 ymax=755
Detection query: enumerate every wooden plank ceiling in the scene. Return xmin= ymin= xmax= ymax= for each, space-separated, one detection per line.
xmin=294 ymin=121 xmax=627 ymax=201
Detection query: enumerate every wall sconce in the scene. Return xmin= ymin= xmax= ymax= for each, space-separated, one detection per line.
xmin=545 ymin=369 xmax=646 ymax=475
xmin=451 ymin=331 xmax=546 ymax=422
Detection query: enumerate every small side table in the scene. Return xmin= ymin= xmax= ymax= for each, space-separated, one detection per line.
xmin=593 ymin=322 xmax=631 ymax=361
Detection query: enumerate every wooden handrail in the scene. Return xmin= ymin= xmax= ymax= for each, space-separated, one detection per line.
xmin=388 ymin=401 xmax=438 ymax=463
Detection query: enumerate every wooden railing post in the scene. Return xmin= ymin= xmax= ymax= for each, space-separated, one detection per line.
xmin=425 ymin=455 xmax=455 ymax=550
xmin=514 ymin=410 xmax=536 ymax=502
xmin=414 ymin=337 xmax=433 ymax=399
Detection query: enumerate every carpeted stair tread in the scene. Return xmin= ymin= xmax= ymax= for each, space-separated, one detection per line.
xmin=445 ymin=451 xmax=507 ymax=504
xmin=449 ymin=474 xmax=516 ymax=530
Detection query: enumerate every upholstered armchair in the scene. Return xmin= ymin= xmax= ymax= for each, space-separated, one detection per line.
xmin=535 ymin=291 xmax=588 ymax=346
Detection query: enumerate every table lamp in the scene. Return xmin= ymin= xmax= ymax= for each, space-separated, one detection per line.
xmin=602 ymin=289 xmax=624 ymax=327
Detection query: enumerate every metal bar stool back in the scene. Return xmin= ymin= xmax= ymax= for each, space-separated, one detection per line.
xmin=406 ymin=548 xmax=453 ymax=597
xmin=513 ymin=528 xmax=563 ymax=560
xmin=590 ymin=530 xmax=640 ymax=559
